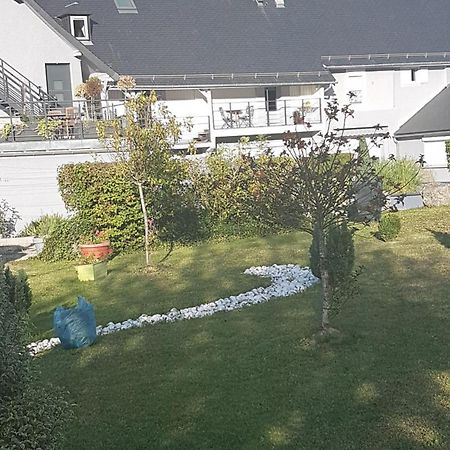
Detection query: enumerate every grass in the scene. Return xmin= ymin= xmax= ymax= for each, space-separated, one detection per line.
xmin=13 ymin=206 xmax=450 ymax=449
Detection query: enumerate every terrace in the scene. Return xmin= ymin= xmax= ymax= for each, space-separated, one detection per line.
xmin=0 ymin=95 xmax=323 ymax=155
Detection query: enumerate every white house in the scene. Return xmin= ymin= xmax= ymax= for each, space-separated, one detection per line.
xmin=1 ymin=0 xmax=450 ymax=226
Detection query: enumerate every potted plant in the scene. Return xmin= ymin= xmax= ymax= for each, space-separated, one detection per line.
xmin=75 ymin=255 xmax=108 ymax=282
xmin=79 ymin=230 xmax=113 ymax=260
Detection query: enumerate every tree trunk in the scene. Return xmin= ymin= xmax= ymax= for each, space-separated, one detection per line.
xmin=318 ymin=229 xmax=332 ymax=330
xmin=137 ymin=182 xmax=151 ymax=267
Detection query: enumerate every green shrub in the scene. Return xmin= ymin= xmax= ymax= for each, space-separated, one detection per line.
xmin=57 ymin=161 xmax=205 ymax=255
xmin=309 ymin=223 xmax=355 ymax=285
xmin=374 ymin=158 xmax=422 ymax=195
xmin=0 ymin=265 xmax=72 ymax=449
xmin=58 ymin=162 xmax=143 ymax=252
xmin=21 ymin=214 xmax=65 ymax=238
xmin=190 ymin=151 xmax=293 ymax=237
xmin=3 ymin=266 xmax=32 ymax=315
xmin=378 ymin=213 xmax=401 ymax=241
xmin=0 ymin=199 xmax=19 ymax=238
xmin=39 ymin=215 xmax=92 ymax=261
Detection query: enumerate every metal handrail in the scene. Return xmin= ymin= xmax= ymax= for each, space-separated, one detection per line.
xmin=212 ymin=97 xmax=322 ymax=129
xmin=0 ymin=100 xmax=211 ymax=145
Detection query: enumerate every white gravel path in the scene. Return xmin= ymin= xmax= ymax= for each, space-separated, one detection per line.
xmin=28 ymin=264 xmax=319 ymax=356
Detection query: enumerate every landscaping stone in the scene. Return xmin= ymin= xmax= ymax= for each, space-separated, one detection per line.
xmin=27 ymin=264 xmax=319 ymax=356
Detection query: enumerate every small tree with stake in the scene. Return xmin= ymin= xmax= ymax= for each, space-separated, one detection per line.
xmin=262 ymin=97 xmax=421 ymax=334
xmin=97 ymin=81 xmax=191 ymax=268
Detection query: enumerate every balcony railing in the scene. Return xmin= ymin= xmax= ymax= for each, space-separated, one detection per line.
xmin=212 ymin=97 xmax=322 ymax=130
xmin=0 ymin=100 xmax=210 ymax=145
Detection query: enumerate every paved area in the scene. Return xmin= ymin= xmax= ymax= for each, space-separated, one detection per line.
xmin=0 ymin=236 xmax=38 ymax=263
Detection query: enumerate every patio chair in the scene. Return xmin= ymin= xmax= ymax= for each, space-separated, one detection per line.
xmin=64 ymin=107 xmax=77 ymax=139
xmin=239 ymin=105 xmax=254 ymax=127
xmin=219 ymin=107 xmax=232 ymax=128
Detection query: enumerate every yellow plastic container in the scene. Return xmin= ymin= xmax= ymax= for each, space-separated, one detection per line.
xmin=76 ymin=261 xmax=108 ymax=281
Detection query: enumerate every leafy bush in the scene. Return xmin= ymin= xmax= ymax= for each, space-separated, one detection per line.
xmin=3 ymin=266 xmax=32 ymax=315
xmin=190 ymin=151 xmax=293 ymax=237
xmin=57 ymin=161 xmax=205 ymax=255
xmin=374 ymin=158 xmax=421 ymax=195
xmin=58 ymin=162 xmax=143 ymax=252
xmin=21 ymin=214 xmax=65 ymax=238
xmin=35 ymin=118 xmax=63 ymax=140
xmin=39 ymin=215 xmax=92 ymax=261
xmin=0 ymin=199 xmax=19 ymax=238
xmin=0 ymin=265 xmax=72 ymax=449
xmin=378 ymin=213 xmax=401 ymax=241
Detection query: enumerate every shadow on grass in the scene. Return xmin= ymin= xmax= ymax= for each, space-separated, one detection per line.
xmin=428 ymin=229 xmax=450 ymax=249
xmin=35 ymin=233 xmax=450 ymax=450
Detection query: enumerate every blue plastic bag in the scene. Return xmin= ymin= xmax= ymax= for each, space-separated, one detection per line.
xmin=53 ymin=296 xmax=97 ymax=349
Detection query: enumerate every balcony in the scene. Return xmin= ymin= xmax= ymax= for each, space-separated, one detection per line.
xmin=0 ymin=96 xmax=323 ymax=155
xmin=0 ymin=99 xmax=211 ymax=155
xmin=211 ymin=97 xmax=322 ymax=132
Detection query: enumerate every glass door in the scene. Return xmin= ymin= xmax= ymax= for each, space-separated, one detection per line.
xmin=45 ymin=64 xmax=73 ymax=104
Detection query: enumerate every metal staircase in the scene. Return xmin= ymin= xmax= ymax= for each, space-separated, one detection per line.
xmin=0 ymin=57 xmax=56 ymax=117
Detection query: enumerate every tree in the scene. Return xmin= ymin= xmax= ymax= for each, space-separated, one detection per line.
xmin=98 ymin=83 xmax=191 ymax=268
xmin=261 ymin=99 xmax=391 ymax=333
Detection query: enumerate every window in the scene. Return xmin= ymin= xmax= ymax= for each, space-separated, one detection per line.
xmin=347 ymin=73 xmax=365 ymax=103
xmin=114 ymin=0 xmax=138 ymax=13
xmin=70 ymin=16 xmax=89 ymax=40
xmin=265 ymin=87 xmax=277 ymax=111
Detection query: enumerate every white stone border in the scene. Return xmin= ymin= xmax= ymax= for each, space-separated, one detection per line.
xmin=28 ymin=264 xmax=319 ymax=355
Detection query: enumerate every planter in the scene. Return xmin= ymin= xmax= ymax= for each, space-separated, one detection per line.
xmin=76 ymin=260 xmax=108 ymax=282
xmin=387 ymin=193 xmax=424 ymax=210
xmin=79 ymin=241 xmax=112 ymax=260
xmin=33 ymin=237 xmax=45 ymax=254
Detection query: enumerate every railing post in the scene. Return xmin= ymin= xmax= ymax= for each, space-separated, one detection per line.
xmin=284 ymin=100 xmax=287 ymax=125
xmin=8 ymin=106 xmax=15 ymax=142
xmin=319 ymin=98 xmax=322 ymax=123
xmin=1 ymin=60 xmax=9 ymax=102
xmin=207 ymin=116 xmax=211 ymax=140
xmin=248 ymin=101 xmax=251 ymax=127
xmin=266 ymin=103 xmax=270 ymax=127
xmin=229 ymin=102 xmax=233 ymax=128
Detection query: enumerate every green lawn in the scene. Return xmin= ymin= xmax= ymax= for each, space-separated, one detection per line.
xmin=14 ymin=206 xmax=450 ymax=449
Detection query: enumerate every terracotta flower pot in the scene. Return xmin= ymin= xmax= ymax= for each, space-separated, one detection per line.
xmin=79 ymin=241 xmax=112 ymax=260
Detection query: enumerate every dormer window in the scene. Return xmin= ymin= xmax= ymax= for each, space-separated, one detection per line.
xmin=70 ymin=16 xmax=90 ymax=40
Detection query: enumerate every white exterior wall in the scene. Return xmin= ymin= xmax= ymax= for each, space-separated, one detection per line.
xmin=0 ymin=152 xmax=112 ymax=231
xmin=333 ymin=68 xmax=449 ymax=132
xmin=2 ymin=0 xmax=83 ymax=95
xmin=333 ymin=68 xmax=450 ymax=158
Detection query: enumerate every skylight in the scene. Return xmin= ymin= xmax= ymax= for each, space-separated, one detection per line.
xmin=114 ymin=0 xmax=138 ymax=13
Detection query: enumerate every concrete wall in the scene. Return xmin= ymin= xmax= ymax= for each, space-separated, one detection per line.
xmin=2 ymin=0 xmax=83 ymax=95
xmin=0 ymin=151 xmax=112 ymax=232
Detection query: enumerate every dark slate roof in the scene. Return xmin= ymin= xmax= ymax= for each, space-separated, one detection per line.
xmin=31 ymin=0 xmax=450 ymax=86
xmin=396 ymin=85 xmax=450 ymax=138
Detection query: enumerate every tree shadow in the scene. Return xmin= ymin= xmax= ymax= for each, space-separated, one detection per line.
xmin=34 ymin=232 xmax=450 ymax=450
xmin=0 ymin=245 xmax=29 ymax=263
xmin=428 ymin=229 xmax=450 ymax=249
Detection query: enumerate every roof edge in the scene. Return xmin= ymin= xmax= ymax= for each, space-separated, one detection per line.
xmin=395 ymin=85 xmax=450 ymax=137
xmin=23 ymin=0 xmax=119 ymax=80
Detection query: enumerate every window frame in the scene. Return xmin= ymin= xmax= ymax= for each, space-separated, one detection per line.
xmin=113 ymin=0 xmax=138 ymax=13
xmin=70 ymin=15 xmax=90 ymax=41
